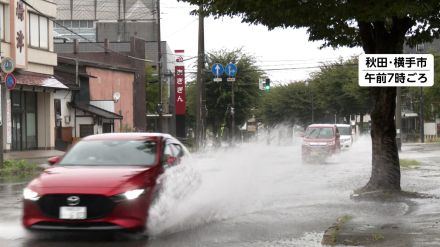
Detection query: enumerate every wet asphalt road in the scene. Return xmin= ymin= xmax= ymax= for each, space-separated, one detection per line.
xmin=1 ymin=137 xmax=440 ymax=246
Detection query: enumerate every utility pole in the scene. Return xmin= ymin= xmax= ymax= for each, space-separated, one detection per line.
xmin=0 ymin=38 xmax=3 ymax=167
xmin=195 ymin=3 xmax=205 ymax=150
xmin=396 ymin=88 xmax=402 ymax=151
xmin=311 ymin=89 xmax=314 ymax=124
xmin=156 ymin=0 xmax=163 ymax=132
xmin=420 ymin=87 xmax=425 ymax=143
xmin=231 ymin=80 xmax=235 ymax=145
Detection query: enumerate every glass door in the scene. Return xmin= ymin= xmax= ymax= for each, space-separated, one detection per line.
xmin=11 ymin=91 xmax=38 ymax=150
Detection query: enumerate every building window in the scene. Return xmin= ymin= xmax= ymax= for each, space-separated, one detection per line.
xmin=72 ymin=20 xmax=79 ymax=28
xmin=80 ymin=124 xmax=94 ymax=138
xmin=64 ymin=20 xmax=72 ymax=28
xmin=0 ymin=4 xmax=5 ymax=41
xmin=28 ymin=12 xmax=49 ymax=49
xmin=80 ymin=20 xmax=88 ymax=28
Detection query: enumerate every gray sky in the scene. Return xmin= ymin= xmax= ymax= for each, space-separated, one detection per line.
xmin=161 ymin=0 xmax=363 ymax=84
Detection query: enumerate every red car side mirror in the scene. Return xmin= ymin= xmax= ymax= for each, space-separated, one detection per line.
xmin=48 ymin=156 xmax=61 ymax=165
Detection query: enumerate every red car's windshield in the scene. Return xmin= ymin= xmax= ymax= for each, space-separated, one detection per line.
xmin=304 ymin=127 xmax=334 ymax=139
xmin=59 ymin=140 xmax=158 ymax=166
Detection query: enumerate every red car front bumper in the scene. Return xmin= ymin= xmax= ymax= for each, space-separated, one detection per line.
xmin=23 ymin=193 xmax=151 ymax=231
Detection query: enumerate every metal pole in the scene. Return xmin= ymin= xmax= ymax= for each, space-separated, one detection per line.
xmin=0 ymin=24 xmax=3 ymax=167
xmin=231 ymin=80 xmax=235 ymax=145
xmin=156 ymin=0 xmax=163 ymax=132
xmin=195 ymin=4 xmax=204 ymax=149
xmin=311 ymin=91 xmax=314 ymax=123
xmin=420 ymin=87 xmax=424 ymax=143
xmin=396 ymin=87 xmax=402 ymax=151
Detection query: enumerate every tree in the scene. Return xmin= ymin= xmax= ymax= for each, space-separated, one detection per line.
xmin=309 ymin=58 xmax=371 ymax=124
xmin=179 ymin=0 xmax=440 ymax=192
xmin=186 ymin=48 xmax=263 ymax=142
xmin=145 ymin=64 xmax=169 ymax=114
xmin=145 ymin=65 xmax=159 ymax=114
xmin=258 ymin=81 xmax=320 ymax=127
xmin=257 ymin=59 xmax=371 ymax=128
xmin=419 ymin=54 xmax=440 ymax=121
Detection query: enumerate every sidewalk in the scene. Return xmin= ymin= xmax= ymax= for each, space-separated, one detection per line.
xmin=322 ymin=143 xmax=440 ymax=246
xmin=4 ymin=149 xmax=65 ymax=165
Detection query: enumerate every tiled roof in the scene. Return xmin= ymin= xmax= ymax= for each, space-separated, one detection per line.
xmin=14 ymin=72 xmax=68 ymax=89
xmin=70 ymin=103 xmax=123 ymax=120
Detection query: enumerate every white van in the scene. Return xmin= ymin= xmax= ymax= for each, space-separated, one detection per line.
xmin=336 ymin=124 xmax=353 ymax=149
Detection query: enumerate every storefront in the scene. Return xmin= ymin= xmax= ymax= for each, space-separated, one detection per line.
xmin=3 ymin=72 xmax=68 ymax=151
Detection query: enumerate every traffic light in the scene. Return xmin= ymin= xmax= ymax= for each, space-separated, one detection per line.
xmin=265 ymin=78 xmax=271 ymax=91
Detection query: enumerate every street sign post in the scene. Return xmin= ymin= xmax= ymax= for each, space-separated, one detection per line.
xmin=225 ymin=63 xmax=237 ymax=77
xmin=1 ymin=57 xmax=15 ymax=74
xmin=211 ymin=63 xmax=224 ymax=78
xmin=5 ymin=73 xmax=16 ymax=91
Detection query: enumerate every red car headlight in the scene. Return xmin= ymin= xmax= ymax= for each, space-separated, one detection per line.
xmin=123 ymin=189 xmax=145 ymax=200
xmin=112 ymin=188 xmax=146 ymax=202
xmin=23 ymin=188 xmax=40 ymax=201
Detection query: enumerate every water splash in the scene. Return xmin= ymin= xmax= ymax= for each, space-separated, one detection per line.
xmin=147 ymin=128 xmax=373 ymax=237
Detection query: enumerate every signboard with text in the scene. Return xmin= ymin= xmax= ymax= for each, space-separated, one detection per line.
xmin=11 ymin=0 xmax=27 ymax=68
xmin=175 ymin=50 xmax=186 ymax=115
xmin=359 ymin=54 xmax=434 ymax=87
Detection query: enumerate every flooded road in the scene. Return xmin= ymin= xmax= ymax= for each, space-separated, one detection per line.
xmin=1 ymin=137 xmax=439 ymax=246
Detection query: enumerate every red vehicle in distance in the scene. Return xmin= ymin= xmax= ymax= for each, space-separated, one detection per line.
xmin=301 ymin=124 xmax=341 ymax=163
xmin=22 ymin=133 xmax=188 ymax=232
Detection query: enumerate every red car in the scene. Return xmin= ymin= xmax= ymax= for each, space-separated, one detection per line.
xmin=301 ymin=124 xmax=341 ymax=163
xmin=22 ymin=133 xmax=188 ymax=232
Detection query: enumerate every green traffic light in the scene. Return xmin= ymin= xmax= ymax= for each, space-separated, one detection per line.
xmin=265 ymin=78 xmax=270 ymax=91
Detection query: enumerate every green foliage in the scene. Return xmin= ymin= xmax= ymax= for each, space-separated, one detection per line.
xmin=185 ymin=81 xmax=197 ymax=130
xmin=399 ymin=159 xmax=420 ymax=169
xmin=258 ymin=81 xmax=314 ymax=126
xmin=372 ymin=233 xmax=385 ymax=241
xmin=186 ymin=48 xmax=263 ymax=136
xmin=179 ymin=0 xmax=440 ymax=49
xmin=257 ymin=58 xmax=371 ymax=127
xmin=415 ymin=54 xmax=440 ymax=121
xmin=0 ymin=160 xmax=41 ymax=178
xmin=145 ymin=65 xmax=169 ymax=114
xmin=145 ymin=65 xmax=160 ymax=114
xmin=309 ymin=58 xmax=371 ymax=121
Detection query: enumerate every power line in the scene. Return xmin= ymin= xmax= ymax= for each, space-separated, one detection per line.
xmin=185 ymin=63 xmax=358 ymax=74
xmin=163 ymin=18 xmax=198 ymax=39
xmin=256 ymin=56 xmax=358 ymax=63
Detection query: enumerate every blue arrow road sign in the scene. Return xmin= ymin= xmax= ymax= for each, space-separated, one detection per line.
xmin=211 ymin=63 xmax=224 ymax=77
xmin=225 ymin=63 xmax=237 ymax=77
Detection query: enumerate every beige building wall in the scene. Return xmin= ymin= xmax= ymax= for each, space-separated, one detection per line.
xmin=0 ymin=0 xmax=58 ymax=150
xmin=86 ymin=67 xmax=135 ymax=131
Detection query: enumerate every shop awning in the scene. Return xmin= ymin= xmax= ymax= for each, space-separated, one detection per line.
xmin=15 ymin=72 xmax=68 ymax=89
xmin=71 ymin=103 xmax=123 ymax=120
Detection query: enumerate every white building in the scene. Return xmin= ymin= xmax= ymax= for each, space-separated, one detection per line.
xmin=1 ymin=0 xmax=67 ymax=151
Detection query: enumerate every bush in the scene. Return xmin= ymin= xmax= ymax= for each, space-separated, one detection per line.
xmin=0 ymin=160 xmax=42 ymax=178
